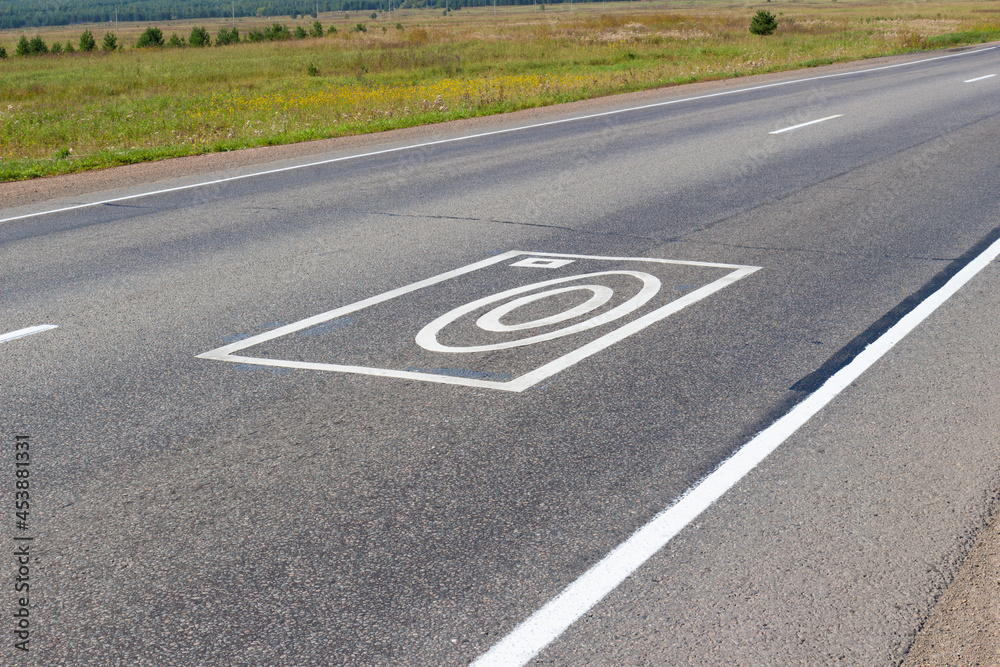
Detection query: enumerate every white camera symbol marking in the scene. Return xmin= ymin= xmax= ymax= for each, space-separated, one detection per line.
xmin=509 ymin=257 xmax=577 ymax=269
xmin=415 ymin=271 xmax=661 ymax=353
xmin=197 ymin=251 xmax=760 ymax=391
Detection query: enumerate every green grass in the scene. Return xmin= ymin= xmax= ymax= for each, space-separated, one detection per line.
xmin=1 ymin=1 xmax=998 ymax=181
xmin=927 ymin=26 xmax=1000 ymax=46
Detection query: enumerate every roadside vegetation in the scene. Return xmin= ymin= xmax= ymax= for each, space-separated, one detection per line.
xmin=1 ymin=0 xmax=999 ymax=181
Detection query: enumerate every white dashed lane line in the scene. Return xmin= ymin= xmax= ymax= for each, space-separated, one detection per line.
xmin=769 ymin=114 xmax=843 ymax=135
xmin=964 ymin=73 xmax=997 ymax=83
xmin=0 ymin=325 xmax=58 ymax=344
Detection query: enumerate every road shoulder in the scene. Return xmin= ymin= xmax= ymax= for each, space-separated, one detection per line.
xmin=2 ymin=48 xmax=986 ymax=212
xmin=903 ymin=512 xmax=1000 ymax=665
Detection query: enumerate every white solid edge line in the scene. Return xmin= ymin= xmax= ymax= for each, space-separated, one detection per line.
xmin=769 ymin=114 xmax=843 ymax=135
xmin=471 ymin=236 xmax=1000 ymax=667
xmin=2 ymin=45 xmax=997 ymax=226
xmin=964 ymin=73 xmax=997 ymax=83
xmin=0 ymin=324 xmax=58 ymax=344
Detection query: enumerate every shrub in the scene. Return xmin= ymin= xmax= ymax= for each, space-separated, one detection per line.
xmin=216 ymin=27 xmax=240 ymax=45
xmin=102 ymin=32 xmax=119 ymax=51
xmin=136 ymin=26 xmax=164 ymax=48
xmin=65 ymin=41 xmax=75 ymax=52
xmin=310 ymin=20 xmax=323 ymax=37
xmin=396 ymin=22 xmax=403 ymax=30
xmin=353 ymin=23 xmax=367 ymax=32
xmin=28 ymin=35 xmax=48 ymax=54
xmin=263 ymin=23 xmax=291 ymax=40
xmin=168 ymin=33 xmax=185 ymax=47
xmin=247 ymin=28 xmax=265 ymax=42
xmin=0 ymin=46 xmax=6 ymax=59
xmin=79 ymin=29 xmax=96 ymax=52
xmin=327 ymin=25 xmax=338 ymax=35
xmin=15 ymin=35 xmax=31 ymax=56
xmin=189 ymin=26 xmax=211 ymax=47
xmin=370 ymin=12 xmax=377 ymax=19
xmin=306 ymin=62 xmax=319 ymax=76
xmin=50 ymin=41 xmax=63 ymax=54
xmin=899 ymin=32 xmax=927 ymax=49
xmin=749 ymin=10 xmax=778 ymax=36
xmin=293 ymin=26 xmax=307 ymax=39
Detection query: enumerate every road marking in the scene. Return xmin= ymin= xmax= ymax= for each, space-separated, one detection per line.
xmin=472 ymin=234 xmax=1000 ymax=664
xmin=2 ymin=46 xmax=997 ymax=226
xmin=476 ymin=284 xmax=614 ymax=333
xmin=769 ymin=114 xmax=843 ymax=135
xmin=510 ymin=257 xmax=576 ymax=269
xmin=964 ymin=73 xmax=997 ymax=83
xmin=0 ymin=324 xmax=58 ymax=344
xmin=197 ymin=252 xmax=759 ymax=391
xmin=415 ymin=271 xmax=661 ymax=353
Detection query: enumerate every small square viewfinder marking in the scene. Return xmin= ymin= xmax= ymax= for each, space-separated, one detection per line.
xmin=197 ymin=251 xmax=760 ymax=392
xmin=510 ymin=258 xmax=576 ymax=269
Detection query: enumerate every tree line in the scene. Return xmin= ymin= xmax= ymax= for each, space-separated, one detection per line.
xmin=2 ymin=20 xmax=349 ymax=58
xmin=0 ymin=0 xmax=626 ymax=30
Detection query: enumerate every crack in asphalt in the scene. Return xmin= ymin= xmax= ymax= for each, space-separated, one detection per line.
xmin=368 ymin=210 xmax=660 ymax=241
xmin=666 ymin=110 xmax=1000 ymax=246
xmin=683 ymin=239 xmax=957 ymax=264
xmin=371 ymin=209 xmax=962 ymax=264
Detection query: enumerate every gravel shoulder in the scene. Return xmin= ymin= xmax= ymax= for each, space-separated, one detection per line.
xmin=902 ymin=515 xmax=1000 ymax=666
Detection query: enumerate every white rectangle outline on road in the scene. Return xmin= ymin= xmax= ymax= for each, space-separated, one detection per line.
xmin=197 ymin=251 xmax=760 ymax=392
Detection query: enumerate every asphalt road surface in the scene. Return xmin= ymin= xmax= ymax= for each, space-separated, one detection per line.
xmin=2 ymin=45 xmax=1000 ymax=666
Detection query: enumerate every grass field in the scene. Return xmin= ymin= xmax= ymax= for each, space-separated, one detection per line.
xmin=1 ymin=0 xmax=999 ymax=181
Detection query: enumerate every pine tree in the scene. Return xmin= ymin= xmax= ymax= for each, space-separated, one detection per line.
xmin=189 ymin=26 xmax=210 ymax=46
xmin=135 ymin=26 xmax=164 ymax=48
xmin=79 ymin=29 xmax=96 ymax=52
xmin=749 ymin=10 xmax=778 ymax=36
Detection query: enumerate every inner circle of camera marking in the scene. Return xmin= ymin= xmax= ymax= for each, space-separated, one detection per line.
xmin=476 ymin=285 xmax=614 ymax=333
xmin=415 ymin=270 xmax=661 ymax=353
